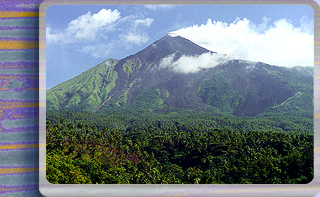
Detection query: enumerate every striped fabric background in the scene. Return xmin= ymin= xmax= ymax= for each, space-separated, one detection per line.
xmin=0 ymin=0 xmax=42 ymax=196
xmin=0 ymin=0 xmax=319 ymax=196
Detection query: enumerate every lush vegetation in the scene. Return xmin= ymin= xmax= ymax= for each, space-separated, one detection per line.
xmin=47 ymin=110 xmax=313 ymax=134
xmin=198 ymin=73 xmax=243 ymax=114
xmin=46 ymin=110 xmax=313 ymax=184
xmin=46 ymin=58 xmax=119 ymax=111
xmin=46 ymin=36 xmax=313 ymax=184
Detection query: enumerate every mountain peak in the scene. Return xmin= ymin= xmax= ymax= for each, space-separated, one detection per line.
xmin=130 ymin=33 xmax=211 ymax=63
xmin=47 ymin=32 xmax=313 ymax=117
xmin=166 ymin=32 xmax=179 ymax=37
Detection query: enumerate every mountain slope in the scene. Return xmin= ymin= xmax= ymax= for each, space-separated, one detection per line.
xmin=47 ymin=34 xmax=313 ymax=117
xmin=47 ymin=58 xmax=119 ymax=111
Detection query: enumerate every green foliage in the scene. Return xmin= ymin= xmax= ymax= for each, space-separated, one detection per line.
xmin=46 ymin=148 xmax=91 ymax=184
xmin=47 ymin=58 xmax=313 ymax=117
xmin=46 ymin=111 xmax=313 ymax=184
xmin=129 ymin=87 xmax=167 ymax=112
xmin=122 ymin=58 xmax=142 ymax=75
xmin=198 ymin=73 xmax=243 ymax=113
xmin=47 ymin=109 xmax=313 ymax=134
xmin=46 ymin=58 xmax=119 ymax=111
xmin=118 ymin=90 xmax=129 ymax=106
xmin=261 ymin=66 xmax=313 ymax=117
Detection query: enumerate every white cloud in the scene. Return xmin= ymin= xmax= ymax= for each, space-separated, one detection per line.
xmin=120 ymin=32 xmax=149 ymax=47
xmin=47 ymin=9 xmax=120 ymax=43
xmin=80 ymin=44 xmax=112 ymax=58
xmin=159 ymin=52 xmax=229 ymax=73
xmin=46 ymin=26 xmax=63 ymax=43
xmin=299 ymin=15 xmax=314 ymax=35
xmin=171 ymin=17 xmax=313 ymax=67
xmin=134 ymin=18 xmax=154 ymax=27
xmin=66 ymin=9 xmax=120 ymax=40
xmin=117 ymin=18 xmax=153 ymax=47
xmin=47 ymin=8 xmax=155 ymax=59
xmin=145 ymin=5 xmax=175 ymax=10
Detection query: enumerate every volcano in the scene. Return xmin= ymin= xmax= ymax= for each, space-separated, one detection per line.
xmin=47 ymin=34 xmax=313 ymax=117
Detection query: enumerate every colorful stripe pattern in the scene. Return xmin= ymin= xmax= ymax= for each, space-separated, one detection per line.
xmin=0 ymin=0 xmax=319 ymax=196
xmin=0 ymin=0 xmax=42 ymax=196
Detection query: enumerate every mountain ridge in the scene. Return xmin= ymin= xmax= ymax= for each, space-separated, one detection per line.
xmin=47 ymin=34 xmax=313 ymax=117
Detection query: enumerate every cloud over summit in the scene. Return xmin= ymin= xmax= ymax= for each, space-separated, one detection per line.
xmin=159 ymin=52 xmax=229 ymax=73
xmin=171 ymin=17 xmax=313 ymax=67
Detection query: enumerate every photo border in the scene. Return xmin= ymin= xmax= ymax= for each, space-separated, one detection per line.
xmin=39 ymin=0 xmax=320 ymax=196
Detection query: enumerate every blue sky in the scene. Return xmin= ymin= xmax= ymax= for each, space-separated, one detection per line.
xmin=46 ymin=4 xmax=314 ymax=89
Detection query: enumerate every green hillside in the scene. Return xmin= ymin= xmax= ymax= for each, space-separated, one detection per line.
xmin=260 ymin=66 xmax=313 ymax=117
xmin=46 ymin=35 xmax=313 ymax=118
xmin=47 ymin=58 xmax=118 ymax=111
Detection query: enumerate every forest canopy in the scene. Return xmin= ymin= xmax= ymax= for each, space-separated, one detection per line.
xmin=46 ymin=110 xmax=313 ymax=184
